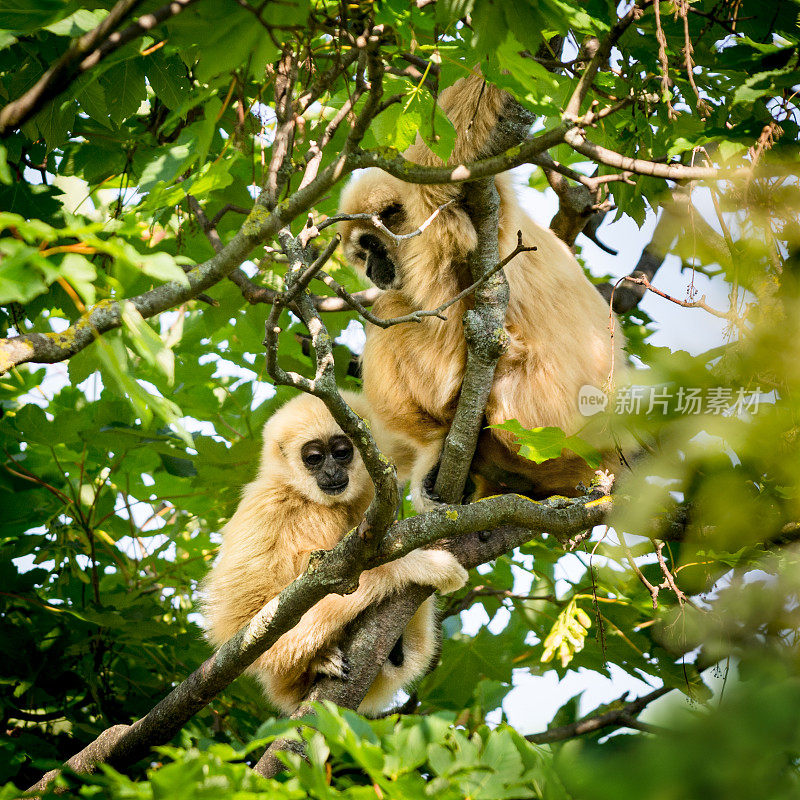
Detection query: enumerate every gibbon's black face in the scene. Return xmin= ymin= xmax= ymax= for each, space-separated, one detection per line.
xmin=358 ymin=233 xmax=396 ymax=290
xmin=300 ymin=435 xmax=355 ymax=495
xmin=350 ymin=201 xmax=405 ymax=290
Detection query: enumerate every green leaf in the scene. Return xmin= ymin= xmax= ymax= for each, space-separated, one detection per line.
xmin=191 ymin=13 xmax=278 ymax=83
xmin=0 ymin=145 xmax=12 ymax=185
xmin=60 ymin=252 xmax=97 ymax=305
xmin=101 ymin=59 xmax=147 ymax=125
xmin=145 ymin=51 xmax=190 ymax=111
xmin=139 ymin=252 xmax=190 ymax=287
xmin=0 ymin=241 xmax=58 ymax=303
xmin=732 ymin=67 xmax=800 ymax=107
xmin=420 ymin=103 xmax=457 ymax=162
xmin=45 ymin=8 xmax=106 ymax=36
xmin=0 ymin=0 xmax=70 ymax=30
xmin=372 ymin=105 xmax=422 ymax=151
xmin=469 ymin=0 xmax=509 ymax=54
xmin=138 ymin=141 xmax=195 ymax=193
xmin=121 ymin=301 xmax=175 ymax=384
xmin=30 ymin=97 xmax=76 ymax=150
xmin=187 ymin=159 xmax=233 ymax=197
xmin=491 ymin=419 xmax=603 ymax=468
xmin=77 ymin=77 xmax=113 ymax=128
xmin=94 ymin=332 xmax=190 ymax=444
xmin=0 ymin=31 xmax=18 ymax=50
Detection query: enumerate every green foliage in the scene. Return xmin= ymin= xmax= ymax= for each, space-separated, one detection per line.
xmin=1 ymin=0 xmax=799 ymax=797
xmin=491 ymin=419 xmax=603 ymax=469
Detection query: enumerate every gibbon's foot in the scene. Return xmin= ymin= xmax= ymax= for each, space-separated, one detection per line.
xmin=312 ymin=644 xmax=350 ymax=681
xmin=412 ymin=461 xmax=445 ymax=512
xmin=423 ymin=462 xmax=442 ymax=503
xmin=388 ymin=634 xmax=405 ymax=667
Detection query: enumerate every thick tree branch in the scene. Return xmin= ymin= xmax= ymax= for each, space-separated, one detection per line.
xmin=254 ymin=491 xmax=613 ymax=776
xmin=253 ymin=584 xmax=434 ymax=777
xmin=0 ymin=116 xmax=746 ymax=374
xmin=0 ymin=129 xmax=361 ymax=373
xmin=434 ymin=176 xmax=507 ymax=504
xmin=351 ymin=123 xmax=570 ymax=185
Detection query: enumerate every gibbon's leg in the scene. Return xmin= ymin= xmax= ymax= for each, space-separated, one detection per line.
xmin=259 ymin=549 xmax=467 ymax=678
xmin=358 ymin=595 xmax=438 ymax=716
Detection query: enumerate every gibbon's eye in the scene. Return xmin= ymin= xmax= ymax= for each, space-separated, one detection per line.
xmin=301 ymin=441 xmax=326 ymax=469
xmin=378 ymin=202 xmax=405 ymax=226
xmin=329 ymin=436 xmax=354 ymax=464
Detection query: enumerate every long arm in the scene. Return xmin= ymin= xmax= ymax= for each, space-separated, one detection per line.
xmin=262 ymin=548 xmax=466 ymax=675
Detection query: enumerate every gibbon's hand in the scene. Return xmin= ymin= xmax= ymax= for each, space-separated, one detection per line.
xmin=311 ymin=644 xmax=350 ymax=681
xmin=396 ymin=547 xmax=468 ymax=595
xmin=410 ymin=446 xmax=448 ymax=512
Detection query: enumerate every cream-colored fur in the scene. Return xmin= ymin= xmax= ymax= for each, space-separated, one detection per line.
xmin=201 ymin=391 xmax=467 ymax=715
xmin=339 ymin=73 xmax=625 ymax=506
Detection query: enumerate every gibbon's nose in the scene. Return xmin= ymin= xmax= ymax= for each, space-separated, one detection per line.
xmin=358 ymin=233 xmax=382 ymax=252
xmin=319 ymin=468 xmax=349 ymax=495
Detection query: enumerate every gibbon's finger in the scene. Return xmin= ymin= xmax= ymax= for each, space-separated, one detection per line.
xmin=312 ymin=645 xmax=350 ymax=680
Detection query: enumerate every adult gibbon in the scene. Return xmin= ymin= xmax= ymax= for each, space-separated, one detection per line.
xmin=201 ymin=391 xmax=467 ymax=716
xmin=339 ymin=72 xmax=625 ymax=508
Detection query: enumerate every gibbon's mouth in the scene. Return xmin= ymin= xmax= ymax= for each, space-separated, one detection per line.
xmin=320 ymin=480 xmax=349 ymax=496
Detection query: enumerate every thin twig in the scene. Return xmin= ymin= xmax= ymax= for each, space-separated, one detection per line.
xmin=526 ymin=685 xmax=671 ymax=744
xmin=618 ymin=529 xmax=660 ymax=609
xmin=619 ymin=274 xmax=734 ymax=321
xmin=315 ymin=232 xmax=534 ymax=328
xmin=319 ymin=199 xmax=454 ymax=243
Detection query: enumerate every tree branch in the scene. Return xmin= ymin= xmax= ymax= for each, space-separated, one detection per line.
xmin=563 ymin=127 xmax=719 ymax=181
xmin=0 ymin=106 xmax=370 ymax=373
xmin=433 ymin=176 xmax=507 ymax=504
xmin=526 ymin=685 xmax=670 ymax=744
xmin=254 ymin=491 xmax=613 ymax=776
xmin=563 ymin=0 xmax=650 ymax=120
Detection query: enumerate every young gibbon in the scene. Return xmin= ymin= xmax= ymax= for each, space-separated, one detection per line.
xmin=338 ymin=72 xmax=625 ymax=508
xmin=201 ymin=391 xmax=467 ymax=716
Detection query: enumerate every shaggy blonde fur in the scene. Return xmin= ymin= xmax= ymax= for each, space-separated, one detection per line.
xmin=339 ymin=73 xmax=625 ymax=506
xmin=201 ymin=391 xmax=467 ymax=716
